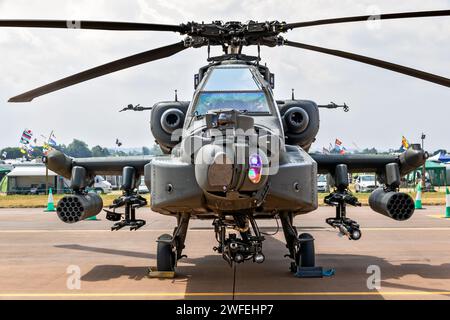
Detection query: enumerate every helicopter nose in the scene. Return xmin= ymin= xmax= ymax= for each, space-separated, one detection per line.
xmin=194 ymin=144 xmax=269 ymax=194
xmin=194 ymin=144 xmax=234 ymax=192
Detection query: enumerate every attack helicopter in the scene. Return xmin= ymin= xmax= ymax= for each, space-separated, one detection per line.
xmin=1 ymin=9 xmax=448 ymax=274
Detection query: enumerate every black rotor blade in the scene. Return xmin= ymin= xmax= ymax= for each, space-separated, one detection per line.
xmin=9 ymin=41 xmax=188 ymax=102
xmin=284 ymin=40 xmax=450 ymax=88
xmin=0 ymin=19 xmax=183 ymax=32
xmin=285 ymin=9 xmax=450 ymax=29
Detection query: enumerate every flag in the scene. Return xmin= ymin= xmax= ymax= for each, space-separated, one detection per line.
xmin=20 ymin=129 xmax=33 ymax=144
xmin=43 ymin=142 xmax=53 ymax=154
xmin=20 ymin=137 xmax=29 ymax=144
xmin=332 ymin=138 xmax=347 ymax=154
xmin=401 ymin=136 xmax=410 ymax=150
xmin=48 ymin=137 xmax=57 ymax=146
xmin=48 ymin=132 xmax=57 ymax=146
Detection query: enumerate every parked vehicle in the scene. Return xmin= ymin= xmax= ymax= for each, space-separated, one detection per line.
xmin=354 ymin=174 xmax=378 ymax=193
xmin=93 ymin=176 xmax=112 ymax=194
xmin=317 ymin=174 xmax=329 ymax=193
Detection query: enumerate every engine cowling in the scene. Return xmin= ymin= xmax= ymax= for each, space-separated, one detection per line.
xmin=150 ymin=101 xmax=189 ymax=153
xmin=278 ymin=100 xmax=320 ymax=151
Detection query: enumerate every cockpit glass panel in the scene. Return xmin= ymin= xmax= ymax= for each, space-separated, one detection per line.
xmin=194 ymin=92 xmax=270 ymax=115
xmin=203 ymin=68 xmax=261 ymax=91
xmin=192 ymin=67 xmax=271 ymax=116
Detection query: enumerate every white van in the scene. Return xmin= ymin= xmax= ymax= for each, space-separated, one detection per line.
xmin=317 ymin=174 xmax=329 ymax=193
xmin=93 ymin=176 xmax=112 ymax=194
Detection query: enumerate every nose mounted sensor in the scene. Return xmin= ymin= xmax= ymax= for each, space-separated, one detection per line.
xmin=248 ymin=154 xmax=263 ymax=184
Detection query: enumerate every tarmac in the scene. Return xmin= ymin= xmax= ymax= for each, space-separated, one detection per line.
xmin=0 ymin=205 xmax=449 ymax=300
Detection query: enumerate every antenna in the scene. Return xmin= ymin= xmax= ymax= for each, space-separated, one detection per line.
xmin=174 ymin=89 xmax=178 ymax=102
xmin=257 ymin=44 xmax=260 ymax=65
xmin=291 ymin=88 xmax=295 ymax=100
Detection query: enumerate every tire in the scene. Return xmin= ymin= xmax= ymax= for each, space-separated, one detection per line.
xmin=298 ymin=233 xmax=315 ymax=267
xmin=157 ymin=234 xmax=175 ymax=271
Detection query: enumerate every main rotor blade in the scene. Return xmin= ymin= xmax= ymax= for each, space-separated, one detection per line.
xmin=285 ymin=9 xmax=450 ymax=29
xmin=0 ymin=19 xmax=183 ymax=32
xmin=9 ymin=41 xmax=188 ymax=102
xmin=284 ymin=40 xmax=450 ymax=88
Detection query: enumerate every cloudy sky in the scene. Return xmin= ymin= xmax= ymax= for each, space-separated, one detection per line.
xmin=0 ymin=0 xmax=449 ymax=152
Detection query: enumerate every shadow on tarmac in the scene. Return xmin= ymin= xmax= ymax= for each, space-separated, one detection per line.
xmin=54 ymin=234 xmax=450 ymax=299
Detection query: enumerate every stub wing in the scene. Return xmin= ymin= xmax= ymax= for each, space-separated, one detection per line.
xmin=310 ymin=148 xmax=427 ymax=177
xmin=44 ymin=149 xmax=153 ymax=178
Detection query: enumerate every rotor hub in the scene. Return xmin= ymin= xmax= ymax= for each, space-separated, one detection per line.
xmin=181 ymin=20 xmax=286 ymax=48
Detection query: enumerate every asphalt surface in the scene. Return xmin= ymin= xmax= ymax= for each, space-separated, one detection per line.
xmin=0 ymin=205 xmax=449 ymax=300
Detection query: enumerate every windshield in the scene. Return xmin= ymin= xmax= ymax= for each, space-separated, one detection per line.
xmin=203 ymin=68 xmax=262 ymax=91
xmin=318 ymin=175 xmax=327 ymax=182
xmin=194 ymin=91 xmax=270 ymax=115
xmin=361 ymin=176 xmax=375 ymax=182
xmin=193 ymin=67 xmax=270 ymax=116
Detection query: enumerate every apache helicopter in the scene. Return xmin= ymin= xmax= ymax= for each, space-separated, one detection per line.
xmin=2 ymin=10 xmax=449 ymax=275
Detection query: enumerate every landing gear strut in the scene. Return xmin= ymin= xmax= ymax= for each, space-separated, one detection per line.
xmin=156 ymin=213 xmax=190 ymax=271
xmin=279 ymin=212 xmax=316 ymax=273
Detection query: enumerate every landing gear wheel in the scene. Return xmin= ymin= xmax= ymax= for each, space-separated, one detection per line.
xmin=298 ymin=233 xmax=315 ymax=267
xmin=157 ymin=234 xmax=175 ymax=271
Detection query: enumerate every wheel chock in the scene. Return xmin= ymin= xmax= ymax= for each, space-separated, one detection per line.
xmin=295 ymin=266 xmax=323 ymax=278
xmin=147 ymin=266 xmax=175 ymax=279
xmin=322 ymin=268 xmax=336 ymax=277
xmin=294 ymin=267 xmax=335 ymax=278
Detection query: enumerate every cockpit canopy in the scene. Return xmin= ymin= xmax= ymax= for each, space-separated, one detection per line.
xmin=192 ymin=66 xmax=271 ymax=116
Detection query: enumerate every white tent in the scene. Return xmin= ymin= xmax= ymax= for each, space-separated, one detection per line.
xmin=5 ymin=165 xmax=59 ymax=194
xmin=7 ymin=166 xmax=57 ymax=177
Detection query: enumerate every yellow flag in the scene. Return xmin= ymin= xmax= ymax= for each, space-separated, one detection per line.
xmin=402 ymin=136 xmax=410 ymax=149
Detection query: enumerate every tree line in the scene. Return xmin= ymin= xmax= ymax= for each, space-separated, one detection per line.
xmin=0 ymin=139 xmax=162 ymax=160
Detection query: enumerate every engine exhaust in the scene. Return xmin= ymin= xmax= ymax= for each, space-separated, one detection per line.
xmin=369 ymin=187 xmax=414 ymax=221
xmin=56 ymin=193 xmax=103 ymax=223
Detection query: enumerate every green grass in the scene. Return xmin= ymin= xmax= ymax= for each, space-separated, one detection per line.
xmin=0 ymin=194 xmax=128 ymax=208
xmin=0 ymin=191 xmax=446 ymax=208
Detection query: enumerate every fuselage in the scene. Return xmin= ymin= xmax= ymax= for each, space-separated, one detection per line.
xmin=148 ymin=59 xmax=319 ymax=218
